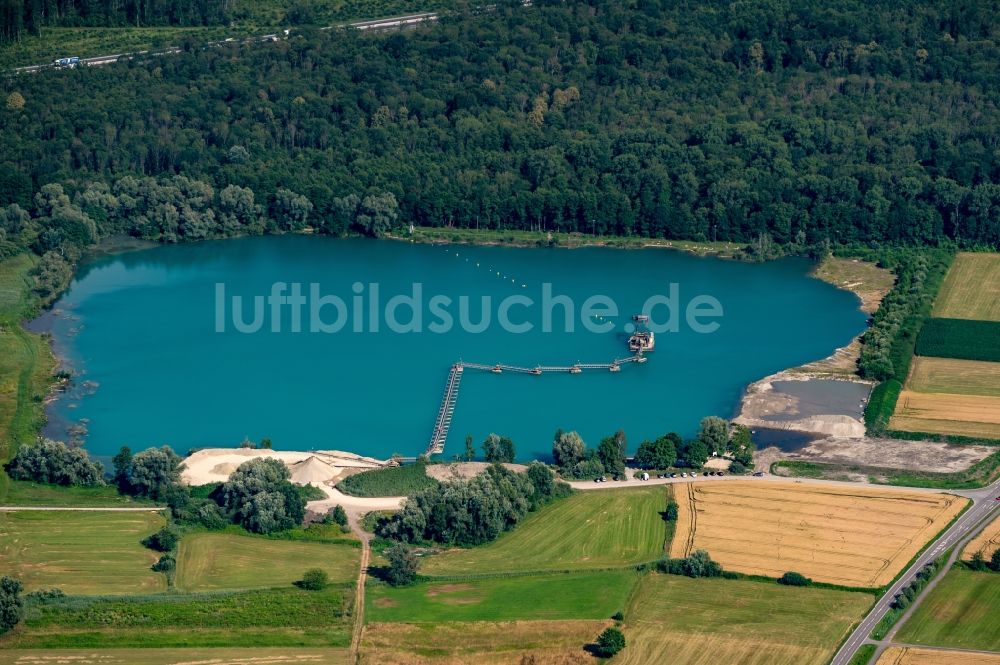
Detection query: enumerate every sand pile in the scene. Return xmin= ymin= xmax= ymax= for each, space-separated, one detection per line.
xmin=289 ymin=456 xmax=339 ymax=484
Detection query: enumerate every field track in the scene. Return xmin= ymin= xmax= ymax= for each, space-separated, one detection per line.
xmin=932 ymin=253 xmax=1000 ymax=321
xmin=669 ymin=481 xmax=966 ymax=587
xmin=2 ymin=648 xmax=352 ymax=665
xmin=876 ymin=647 xmax=1000 ymax=665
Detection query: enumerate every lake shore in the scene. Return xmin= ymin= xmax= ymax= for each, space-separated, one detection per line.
xmin=390 ymin=226 xmax=750 ymax=258
xmin=736 ymin=255 xmax=892 ymax=461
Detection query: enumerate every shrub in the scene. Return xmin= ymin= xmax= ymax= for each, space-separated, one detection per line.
xmin=152 ymin=555 xmax=176 ymax=572
xmin=142 ymin=527 xmax=180 ymax=552
xmin=0 ymin=576 xmax=24 ymax=636
xmin=5 ymin=439 xmax=104 ymax=486
xmin=196 ymin=503 xmax=228 ymax=529
xmin=663 ymin=500 xmax=679 ymax=521
xmin=778 ymin=571 xmax=812 ymax=586
xmin=611 ymin=610 xmax=624 ymax=622
xmin=385 ymin=543 xmax=419 ymax=586
xmin=596 ymin=627 xmax=626 ymax=657
xmin=327 ymin=505 xmax=349 ymax=528
xmin=24 ymin=588 xmax=65 ymax=604
xmin=219 ymin=458 xmax=305 ymax=534
xmin=656 ymin=550 xmax=723 ymax=578
xmin=299 ymin=568 xmax=328 ymax=591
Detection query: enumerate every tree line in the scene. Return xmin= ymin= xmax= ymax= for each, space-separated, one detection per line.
xmin=553 ymin=417 xmax=755 ymax=480
xmin=1 ymin=0 xmax=1000 ymax=251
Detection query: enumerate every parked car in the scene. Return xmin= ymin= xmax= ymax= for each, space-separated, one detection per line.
xmin=753 ymin=471 xmax=765 ymax=477
xmin=682 ymin=472 xmax=688 ymax=478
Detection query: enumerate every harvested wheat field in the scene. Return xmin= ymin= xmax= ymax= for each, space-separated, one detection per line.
xmin=876 ymin=646 xmax=1000 ymax=665
xmin=932 ymin=252 xmax=1000 ymax=321
xmin=669 ymin=481 xmax=966 ymax=587
xmin=963 ymin=513 xmax=1000 ymax=562
xmin=360 ymin=620 xmax=608 ymax=664
xmin=890 ymin=390 xmax=1000 ymax=439
xmin=907 ymin=357 xmax=1000 ymax=398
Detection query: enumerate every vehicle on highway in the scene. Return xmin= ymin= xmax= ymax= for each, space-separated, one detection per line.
xmin=54 ymin=56 xmax=81 ymax=68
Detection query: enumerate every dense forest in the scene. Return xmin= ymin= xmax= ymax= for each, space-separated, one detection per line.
xmin=0 ymin=0 xmax=227 ymax=42
xmin=2 ymin=0 xmax=1000 ymax=255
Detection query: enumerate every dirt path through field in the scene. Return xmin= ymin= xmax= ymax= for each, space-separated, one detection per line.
xmin=348 ymin=510 xmax=371 ymax=660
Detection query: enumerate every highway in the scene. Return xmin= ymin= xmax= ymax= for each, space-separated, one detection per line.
xmin=8 ymin=11 xmax=441 ymax=75
xmin=829 ymin=476 xmax=1000 ymax=665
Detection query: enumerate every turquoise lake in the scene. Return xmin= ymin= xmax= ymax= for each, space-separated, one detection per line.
xmin=40 ymin=236 xmax=867 ymax=461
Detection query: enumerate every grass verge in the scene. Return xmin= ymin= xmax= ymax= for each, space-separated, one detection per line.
xmin=366 ymin=569 xmax=637 ymax=623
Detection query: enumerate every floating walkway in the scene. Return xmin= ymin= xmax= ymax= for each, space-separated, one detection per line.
xmin=426 ymin=363 xmax=464 ymax=456
xmin=423 ymin=354 xmax=645 ymax=457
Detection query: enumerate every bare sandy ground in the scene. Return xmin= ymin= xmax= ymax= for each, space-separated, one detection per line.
xmin=756 ymin=436 xmax=995 ymax=474
xmin=424 ymin=461 xmax=527 ymax=482
xmin=180 ymin=448 xmax=388 ymax=486
xmin=180 ymin=447 xmax=408 ymax=516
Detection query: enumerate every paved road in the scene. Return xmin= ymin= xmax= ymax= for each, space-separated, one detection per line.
xmin=8 ymin=11 xmax=441 ymax=75
xmin=567 ymin=470 xmax=979 ymax=498
xmin=829 ymin=477 xmax=1000 ymax=665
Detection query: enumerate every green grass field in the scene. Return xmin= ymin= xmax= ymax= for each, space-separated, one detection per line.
xmin=176 ymin=532 xmax=360 ymax=591
xmin=1 ymin=647 xmax=352 ymax=665
xmin=366 ymin=569 xmax=638 ymax=623
xmin=1 ymin=586 xmax=353 ymax=648
xmin=895 ymin=567 xmax=1000 ymax=651
xmin=0 ymin=255 xmax=57 ymax=502
xmin=613 ymin=574 xmax=874 ymax=665
xmin=0 ymin=510 xmax=166 ymax=594
xmin=932 ymin=252 xmax=1000 ymax=321
xmin=421 ymin=487 xmax=669 ymax=576
xmin=3 ymin=481 xmax=153 ymax=506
